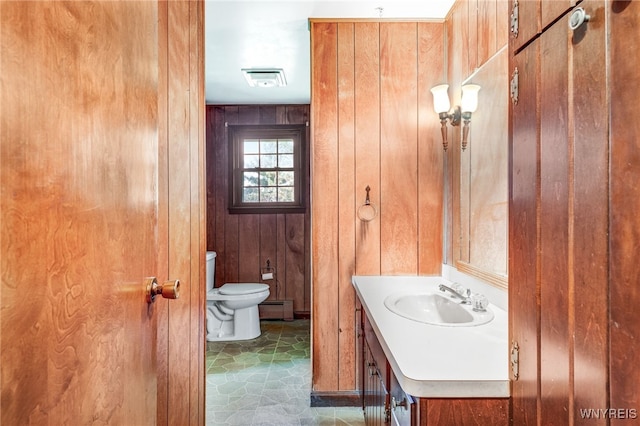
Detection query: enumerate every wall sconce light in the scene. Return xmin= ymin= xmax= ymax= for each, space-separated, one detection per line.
xmin=430 ymin=84 xmax=481 ymax=151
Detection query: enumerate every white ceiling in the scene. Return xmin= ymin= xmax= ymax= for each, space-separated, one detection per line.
xmin=205 ymin=0 xmax=455 ymax=105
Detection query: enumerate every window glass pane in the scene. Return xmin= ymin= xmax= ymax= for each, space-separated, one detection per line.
xmin=244 ymin=154 xmax=259 ymax=168
xmin=278 ymin=154 xmax=293 ymax=168
xmin=260 ymin=154 xmax=277 ymax=168
xmin=278 ymin=171 xmax=294 ymax=186
xmin=278 ymin=187 xmax=295 ymax=202
xmin=278 ymin=140 xmax=294 ymax=153
xmin=260 ymin=187 xmax=277 ymax=202
xmin=243 ymin=172 xmax=259 ymax=187
xmin=261 ymin=139 xmax=277 ymax=153
xmin=243 ymin=187 xmax=259 ymax=202
xmin=244 ymin=140 xmax=259 ymax=154
xmin=259 ymin=171 xmax=277 ymax=186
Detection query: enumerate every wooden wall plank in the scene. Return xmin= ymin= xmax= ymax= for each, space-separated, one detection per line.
xmin=285 ymin=214 xmax=306 ymax=311
xmin=609 ymin=0 xmax=640 ymax=413
xmin=260 ymin=215 xmax=278 ymax=299
xmin=539 ymin=22 xmax=570 ymax=424
xmin=477 ymin=0 xmax=497 ymax=67
xmin=238 ymin=214 xmax=261 ymax=282
xmin=417 ymin=22 xmax=446 ymax=274
xmin=380 ymin=22 xmax=419 ymax=275
xmin=311 ymin=21 xmax=340 ymax=391
xmin=446 ymin=4 xmax=465 ymax=266
xmin=337 ymin=22 xmax=357 ymax=391
xmin=571 ymin=0 xmax=608 ymax=415
xmin=354 ymin=22 xmax=381 ymax=276
xmin=211 ymin=106 xmax=228 ymax=287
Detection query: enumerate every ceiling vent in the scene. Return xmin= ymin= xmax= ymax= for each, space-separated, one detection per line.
xmin=241 ymin=68 xmax=287 ymax=88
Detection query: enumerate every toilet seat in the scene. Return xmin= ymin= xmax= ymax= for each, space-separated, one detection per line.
xmin=219 ymin=283 xmax=269 ymax=295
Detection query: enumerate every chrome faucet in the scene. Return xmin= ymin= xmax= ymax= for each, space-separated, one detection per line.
xmin=438 ymin=284 xmax=471 ymax=304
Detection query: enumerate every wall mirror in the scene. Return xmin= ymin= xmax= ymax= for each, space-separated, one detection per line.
xmin=455 ymin=47 xmax=509 ymax=289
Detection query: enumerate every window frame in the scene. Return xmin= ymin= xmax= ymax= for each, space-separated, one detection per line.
xmin=228 ymin=124 xmax=307 ymax=214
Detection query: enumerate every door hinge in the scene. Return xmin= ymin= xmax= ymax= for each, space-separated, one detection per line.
xmin=510 ymin=341 xmax=520 ymax=381
xmin=510 ymin=0 xmax=519 ymax=38
xmin=510 ymin=68 xmax=519 ymax=106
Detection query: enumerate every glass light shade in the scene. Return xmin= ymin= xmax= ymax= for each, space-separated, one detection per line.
xmin=430 ymin=84 xmax=451 ymax=114
xmin=461 ymin=84 xmax=481 ymax=113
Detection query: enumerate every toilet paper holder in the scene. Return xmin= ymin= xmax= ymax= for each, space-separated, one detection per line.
xmin=261 ymin=259 xmax=275 ymax=281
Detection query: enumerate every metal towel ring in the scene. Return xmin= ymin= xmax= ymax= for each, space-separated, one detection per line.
xmin=357 ymin=185 xmax=378 ymax=222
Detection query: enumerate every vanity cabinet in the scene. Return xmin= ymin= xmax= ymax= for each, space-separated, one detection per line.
xmin=361 ymin=309 xmax=508 ymax=426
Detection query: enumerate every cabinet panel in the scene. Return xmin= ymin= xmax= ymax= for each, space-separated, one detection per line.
xmin=421 ymin=398 xmax=509 ymax=425
xmin=363 ymin=312 xmax=389 ymax=390
xmin=571 ymin=0 xmax=608 ymax=415
xmin=364 ymin=339 xmax=389 ymax=426
xmin=509 ymin=36 xmax=540 ymax=426
xmin=539 ymin=19 xmax=571 ymax=425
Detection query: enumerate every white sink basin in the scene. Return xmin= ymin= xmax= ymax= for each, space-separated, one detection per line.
xmin=384 ymin=292 xmax=494 ymax=327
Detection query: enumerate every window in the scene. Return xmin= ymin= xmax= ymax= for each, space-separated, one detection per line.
xmin=228 ymin=124 xmax=307 ymax=214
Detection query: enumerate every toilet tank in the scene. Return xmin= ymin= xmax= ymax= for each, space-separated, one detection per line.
xmin=206 ymin=251 xmax=216 ymax=292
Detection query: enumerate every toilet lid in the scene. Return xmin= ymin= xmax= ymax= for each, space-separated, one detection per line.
xmin=219 ymin=283 xmax=269 ymax=295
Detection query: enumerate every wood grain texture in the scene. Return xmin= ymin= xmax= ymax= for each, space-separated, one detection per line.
xmin=539 ymin=22 xmax=570 ymax=424
xmin=162 ymin=1 xmax=205 ymax=424
xmin=380 ymin=22 xmax=419 ymax=275
xmin=421 ymin=398 xmax=509 ymax=425
xmin=311 ymin=21 xmax=340 ymax=391
xmin=609 ymin=0 xmax=640 ymax=415
xmin=354 ymin=22 xmax=381 ymax=276
xmin=510 ymin=0 xmax=540 ymax=52
xmin=541 ymin=0 xmax=574 ymax=34
xmin=205 ymin=105 xmax=310 ymax=313
xmin=509 ymin=37 xmax=540 ymax=426
xmin=477 ymin=0 xmax=498 ymax=67
xmin=1 ymin=1 xmax=160 ymax=423
xmin=417 ymin=22 xmax=446 ymax=275
xmin=571 ymin=0 xmax=608 ymax=417
xmin=337 ymin=22 xmax=357 ymax=391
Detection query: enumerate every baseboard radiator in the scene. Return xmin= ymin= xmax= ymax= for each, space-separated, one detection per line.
xmin=258 ymin=300 xmax=294 ymax=321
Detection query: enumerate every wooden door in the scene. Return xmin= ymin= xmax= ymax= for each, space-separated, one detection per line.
xmin=1 ymin=2 xmax=163 ymax=423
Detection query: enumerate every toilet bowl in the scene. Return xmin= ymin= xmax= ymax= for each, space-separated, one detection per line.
xmin=206 ymin=251 xmax=270 ymax=342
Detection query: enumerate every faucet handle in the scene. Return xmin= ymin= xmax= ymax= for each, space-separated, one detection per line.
xmin=451 ymin=283 xmax=466 ymax=295
xmin=471 ymin=293 xmax=489 ymax=312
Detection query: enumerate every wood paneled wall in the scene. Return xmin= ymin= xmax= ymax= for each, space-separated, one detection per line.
xmin=205 ymin=105 xmax=311 ymax=315
xmin=310 ymin=20 xmax=445 ymax=394
xmin=157 ymin=1 xmax=206 ymax=425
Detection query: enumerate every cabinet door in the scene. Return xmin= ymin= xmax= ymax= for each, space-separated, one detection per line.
xmin=510 ymin=0 xmax=609 ymax=423
xmin=509 ymin=33 xmax=540 ymax=426
xmin=364 ymin=339 xmax=389 ymax=425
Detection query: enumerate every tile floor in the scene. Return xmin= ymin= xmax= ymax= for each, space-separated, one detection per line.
xmin=206 ymin=320 xmax=365 ymax=426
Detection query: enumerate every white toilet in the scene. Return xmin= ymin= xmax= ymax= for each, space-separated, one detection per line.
xmin=206 ymin=251 xmax=270 ymax=342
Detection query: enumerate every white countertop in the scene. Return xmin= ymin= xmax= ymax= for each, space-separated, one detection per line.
xmin=352 ymin=275 xmax=510 ymax=398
